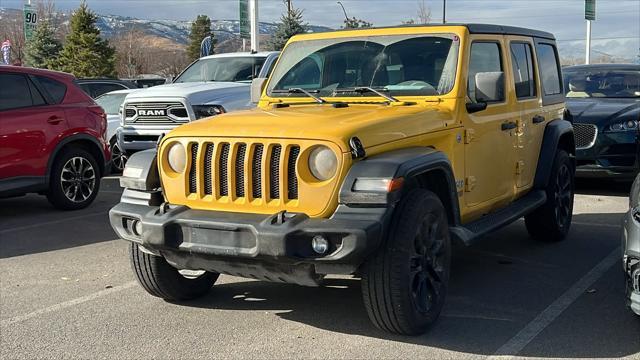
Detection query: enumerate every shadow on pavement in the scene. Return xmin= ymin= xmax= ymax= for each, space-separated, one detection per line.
xmin=177 ymin=211 xmax=638 ymax=358
xmin=576 ymin=178 xmax=632 ymax=197
xmin=0 ymin=180 xmax=122 ymax=258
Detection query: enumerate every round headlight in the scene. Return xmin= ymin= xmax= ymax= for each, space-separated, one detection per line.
xmin=308 ymin=146 xmax=337 ymax=181
xmin=166 ymin=142 xmax=186 ymax=173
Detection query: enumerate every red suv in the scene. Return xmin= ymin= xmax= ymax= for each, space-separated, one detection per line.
xmin=0 ymin=66 xmax=110 ymax=210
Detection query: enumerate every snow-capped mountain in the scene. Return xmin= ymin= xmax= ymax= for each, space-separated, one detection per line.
xmin=0 ymin=8 xmax=333 ymax=45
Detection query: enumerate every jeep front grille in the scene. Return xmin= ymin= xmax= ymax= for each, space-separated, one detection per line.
xmin=573 ymin=123 xmax=597 ymax=150
xmin=188 ymin=141 xmax=301 ymax=201
xmin=124 ymin=102 xmax=190 ymax=125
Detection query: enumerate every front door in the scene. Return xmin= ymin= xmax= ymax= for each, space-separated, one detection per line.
xmin=463 ymin=37 xmax=517 ymax=214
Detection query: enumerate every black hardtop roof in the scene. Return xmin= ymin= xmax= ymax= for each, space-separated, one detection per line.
xmin=330 ymin=23 xmax=556 ymax=41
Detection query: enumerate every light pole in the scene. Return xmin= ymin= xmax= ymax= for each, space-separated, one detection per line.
xmin=442 ymin=0 xmax=446 ymax=24
xmin=249 ymin=0 xmax=259 ymax=52
xmin=337 ymin=1 xmax=349 ymax=22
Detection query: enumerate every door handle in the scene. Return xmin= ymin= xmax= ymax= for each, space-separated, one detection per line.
xmin=532 ymin=115 xmax=546 ymax=124
xmin=501 ymin=121 xmax=517 ymax=131
xmin=47 ymin=116 xmax=64 ymax=124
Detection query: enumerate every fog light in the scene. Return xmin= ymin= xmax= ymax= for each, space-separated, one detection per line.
xmin=132 ymin=220 xmax=143 ymax=236
xmin=312 ymin=235 xmax=329 ymax=255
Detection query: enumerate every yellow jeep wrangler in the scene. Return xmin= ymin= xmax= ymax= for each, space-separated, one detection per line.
xmin=110 ymin=24 xmax=574 ymax=335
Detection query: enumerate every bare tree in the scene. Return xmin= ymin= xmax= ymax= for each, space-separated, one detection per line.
xmin=417 ymin=0 xmax=431 ymax=24
xmin=112 ymin=27 xmax=149 ymax=77
xmin=0 ymin=14 xmax=26 ymax=65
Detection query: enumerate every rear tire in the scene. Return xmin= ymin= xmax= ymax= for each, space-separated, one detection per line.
xmin=46 ymin=147 xmax=100 ymax=210
xmin=129 ymin=243 xmax=218 ymax=301
xmin=361 ymin=189 xmax=451 ymax=335
xmin=525 ymin=149 xmax=574 ymax=241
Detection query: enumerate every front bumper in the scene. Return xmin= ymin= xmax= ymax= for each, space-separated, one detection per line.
xmin=576 ymin=130 xmax=639 ymax=179
xmin=109 ymin=195 xmax=383 ymax=286
xmin=117 ymin=127 xmax=177 ymax=153
xmin=622 ymin=208 xmax=640 ymax=315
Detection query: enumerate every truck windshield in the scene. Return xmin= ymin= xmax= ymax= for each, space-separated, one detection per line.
xmin=267 ymin=34 xmax=459 ymax=98
xmin=564 ymin=68 xmax=640 ymax=98
xmin=174 ymin=57 xmax=266 ymax=83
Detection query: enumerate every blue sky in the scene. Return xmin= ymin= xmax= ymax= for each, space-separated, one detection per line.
xmin=1 ymin=0 xmax=638 ymax=60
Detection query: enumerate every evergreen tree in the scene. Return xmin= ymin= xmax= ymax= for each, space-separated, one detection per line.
xmin=187 ymin=15 xmax=212 ymax=61
xmin=25 ymin=19 xmax=62 ymax=69
xmin=343 ymin=17 xmax=373 ymax=29
xmin=267 ymin=3 xmax=307 ymax=51
xmin=55 ymin=1 xmax=116 ymax=77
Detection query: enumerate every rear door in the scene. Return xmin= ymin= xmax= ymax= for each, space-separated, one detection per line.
xmin=508 ymin=37 xmax=546 ymax=190
xmin=0 ymin=72 xmax=67 ymax=179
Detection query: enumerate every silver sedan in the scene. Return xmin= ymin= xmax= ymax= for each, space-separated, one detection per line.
xmin=623 ymin=173 xmax=640 ymax=315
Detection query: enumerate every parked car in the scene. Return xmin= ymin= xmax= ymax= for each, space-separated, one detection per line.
xmin=623 ymin=173 xmax=640 ymax=315
xmin=0 ymin=66 xmax=109 ymax=210
xmin=110 ymin=24 xmax=573 ymax=335
xmin=563 ymin=64 xmax=640 ymax=180
xmin=94 ymin=89 xmax=139 ymax=173
xmin=76 ymin=78 xmax=139 ymax=98
xmin=117 ymin=51 xmax=279 ymax=154
xmin=125 ymin=78 xmax=168 ymax=88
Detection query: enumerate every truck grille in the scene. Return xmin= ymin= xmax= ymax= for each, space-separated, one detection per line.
xmin=124 ymin=102 xmax=190 ymax=125
xmin=573 ymin=123 xmax=597 ymax=150
xmin=188 ymin=141 xmax=301 ymax=201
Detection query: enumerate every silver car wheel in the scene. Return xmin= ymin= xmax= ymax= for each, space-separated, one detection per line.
xmin=60 ymin=156 xmax=96 ymax=203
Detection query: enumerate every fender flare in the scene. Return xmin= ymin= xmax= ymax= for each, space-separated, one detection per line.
xmin=533 ymin=119 xmax=575 ymax=189
xmin=46 ymin=134 xmax=107 ymax=185
xmin=338 ymin=147 xmax=461 ymax=226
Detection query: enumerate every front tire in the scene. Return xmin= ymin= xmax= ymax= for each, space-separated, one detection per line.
xmin=109 ymin=136 xmax=127 ymax=174
xmin=129 ymin=243 xmax=219 ymax=301
xmin=525 ymin=149 xmax=574 ymax=241
xmin=46 ymin=147 xmax=100 ymax=210
xmin=361 ymin=189 xmax=451 ymax=335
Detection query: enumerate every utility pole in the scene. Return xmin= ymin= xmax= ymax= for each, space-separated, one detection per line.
xmin=249 ymin=0 xmax=259 ymax=52
xmin=585 ymin=20 xmax=591 ymax=64
xmin=442 ymin=0 xmax=446 ymax=24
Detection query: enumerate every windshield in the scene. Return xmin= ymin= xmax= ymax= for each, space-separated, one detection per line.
xmin=564 ymin=68 xmax=640 ymax=98
xmin=174 ymin=57 xmax=267 ymax=83
xmin=267 ymin=34 xmax=460 ymax=98
xmin=95 ymin=93 xmax=128 ymax=115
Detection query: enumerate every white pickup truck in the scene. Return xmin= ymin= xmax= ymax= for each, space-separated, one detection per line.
xmin=117 ymin=51 xmax=279 ymax=153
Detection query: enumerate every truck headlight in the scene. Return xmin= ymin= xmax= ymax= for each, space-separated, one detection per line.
xmin=193 ymin=105 xmax=225 ymax=120
xmin=166 ymin=142 xmax=186 ymax=173
xmin=608 ymin=120 xmax=638 ymax=132
xmin=308 ymin=146 xmax=337 ymax=181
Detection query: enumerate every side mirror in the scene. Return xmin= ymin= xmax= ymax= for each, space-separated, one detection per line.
xmin=475 ymin=71 xmax=504 ymax=103
xmin=251 ymin=78 xmax=267 ymax=104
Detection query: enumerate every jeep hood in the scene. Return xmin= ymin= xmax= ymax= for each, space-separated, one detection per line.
xmin=165 ymin=103 xmax=453 ymax=152
xmin=126 ymin=81 xmax=249 ymax=105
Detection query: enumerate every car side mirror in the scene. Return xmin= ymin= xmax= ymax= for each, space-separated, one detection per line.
xmin=251 ymin=78 xmax=267 ymax=104
xmin=475 ymin=71 xmax=504 ymax=103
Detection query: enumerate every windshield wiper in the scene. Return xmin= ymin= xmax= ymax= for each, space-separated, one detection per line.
xmin=334 ymin=87 xmax=400 ymax=103
xmin=271 ymin=88 xmax=327 ymax=104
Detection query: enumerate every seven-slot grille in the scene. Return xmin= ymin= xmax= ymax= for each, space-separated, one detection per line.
xmin=573 ymin=123 xmax=597 ymax=150
xmin=124 ymin=102 xmax=189 ymax=125
xmin=188 ymin=142 xmax=301 ymax=201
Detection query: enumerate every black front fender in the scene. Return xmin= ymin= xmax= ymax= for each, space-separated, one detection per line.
xmin=533 ymin=119 xmax=575 ymax=189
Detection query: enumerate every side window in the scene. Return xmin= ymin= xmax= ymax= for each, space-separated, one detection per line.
xmin=35 ymin=75 xmax=67 ymax=104
xmin=510 ymin=43 xmax=536 ymax=99
xmin=468 ymin=42 xmax=503 ymax=102
xmin=92 ymin=83 xmax=127 ymax=98
xmin=536 ymin=43 xmax=562 ymax=96
xmin=0 ymin=73 xmax=40 ymax=111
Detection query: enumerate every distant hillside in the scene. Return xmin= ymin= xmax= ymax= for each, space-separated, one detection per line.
xmin=0 ymin=7 xmax=333 ymax=45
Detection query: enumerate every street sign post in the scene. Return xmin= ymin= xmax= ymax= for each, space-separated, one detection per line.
xmin=584 ymin=0 xmax=595 ymax=64
xmin=23 ymin=4 xmax=38 ymax=42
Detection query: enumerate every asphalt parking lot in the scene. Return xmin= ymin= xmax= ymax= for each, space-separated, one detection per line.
xmin=1 ymin=179 xmax=639 ymax=359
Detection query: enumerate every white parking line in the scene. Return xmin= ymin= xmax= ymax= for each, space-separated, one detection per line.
xmin=0 ymin=211 xmax=107 ymax=234
xmin=0 ymin=281 xmax=137 ymax=327
xmin=487 ymin=247 xmax=620 ymax=359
